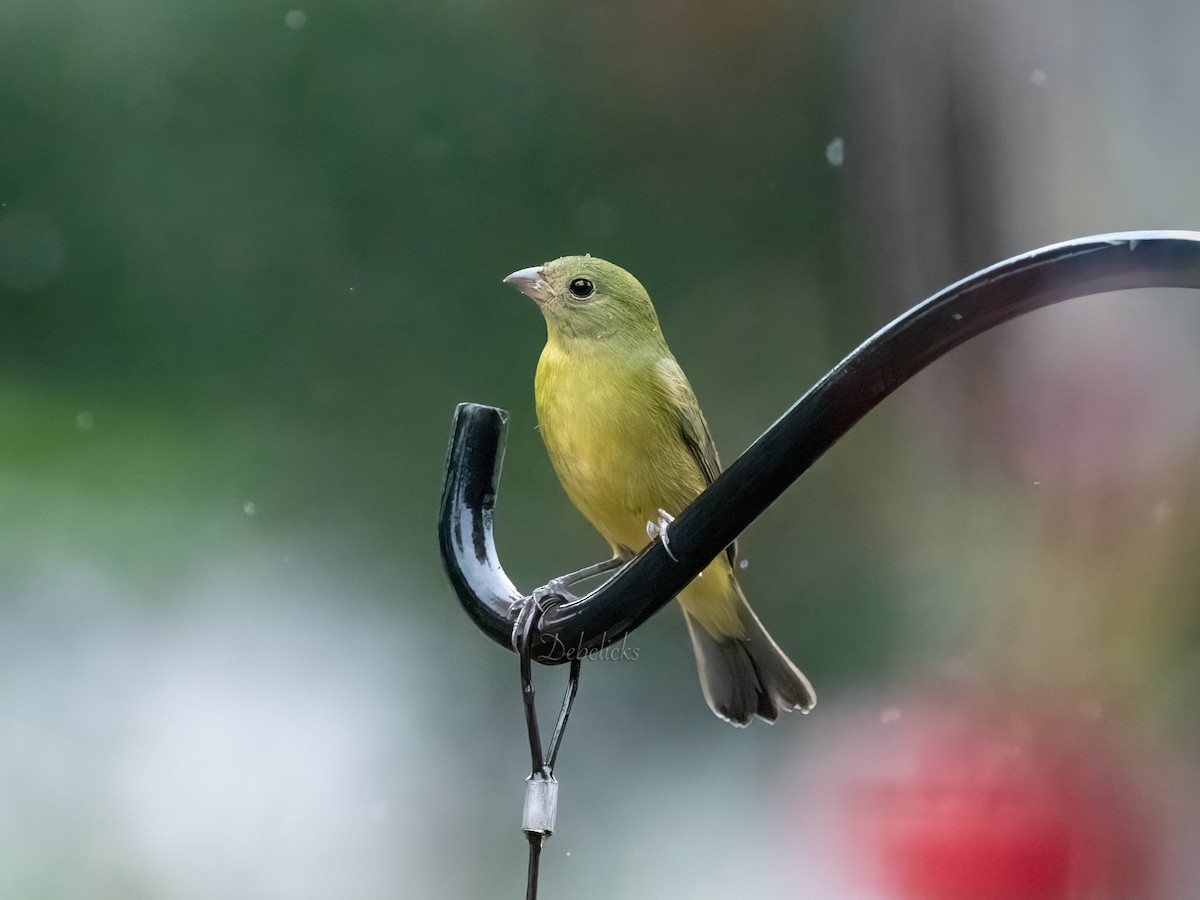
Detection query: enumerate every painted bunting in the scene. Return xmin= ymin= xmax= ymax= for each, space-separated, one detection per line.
xmin=504 ymin=256 xmax=815 ymax=725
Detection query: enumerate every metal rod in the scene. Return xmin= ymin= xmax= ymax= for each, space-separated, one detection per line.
xmin=439 ymin=230 xmax=1200 ymax=663
xmin=518 ymin=610 xmax=546 ymax=776
xmin=547 ymin=659 xmax=582 ymax=771
xmin=525 ymin=834 xmax=541 ymax=900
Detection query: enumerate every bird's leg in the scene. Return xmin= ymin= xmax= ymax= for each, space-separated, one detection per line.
xmin=511 ymin=557 xmax=625 ymax=651
xmin=646 ymin=508 xmax=678 ymax=562
xmin=546 ymin=556 xmax=624 ymax=593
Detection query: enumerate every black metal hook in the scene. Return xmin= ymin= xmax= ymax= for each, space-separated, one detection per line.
xmin=440 ymin=230 xmax=1200 ymax=665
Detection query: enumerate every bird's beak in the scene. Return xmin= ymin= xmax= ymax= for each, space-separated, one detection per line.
xmin=503 ymin=266 xmax=549 ymax=304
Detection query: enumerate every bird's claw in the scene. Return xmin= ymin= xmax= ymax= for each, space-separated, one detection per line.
xmin=510 ymin=582 xmax=575 ymax=652
xmin=646 ymin=508 xmax=678 ymax=562
xmin=541 ymin=577 xmax=569 ymax=598
xmin=510 ymin=595 xmax=543 ymax=652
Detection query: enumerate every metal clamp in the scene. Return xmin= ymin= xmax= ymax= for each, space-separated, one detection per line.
xmin=522 ymin=772 xmax=559 ymax=837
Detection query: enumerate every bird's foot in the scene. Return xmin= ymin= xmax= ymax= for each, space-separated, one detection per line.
xmin=646 ymin=508 xmax=678 ymax=562
xmin=510 ymin=582 xmax=576 ymax=652
xmin=510 ymin=593 xmax=549 ymax=652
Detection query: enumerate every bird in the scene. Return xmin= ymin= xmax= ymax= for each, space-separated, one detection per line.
xmin=503 ymin=255 xmax=815 ymax=725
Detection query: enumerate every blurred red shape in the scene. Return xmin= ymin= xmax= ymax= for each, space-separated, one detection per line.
xmin=839 ymin=700 xmax=1159 ymax=900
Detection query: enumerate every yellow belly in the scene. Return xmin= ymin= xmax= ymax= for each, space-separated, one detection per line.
xmin=536 ymin=343 xmax=694 ymax=547
xmin=534 ymin=339 xmax=743 ymax=638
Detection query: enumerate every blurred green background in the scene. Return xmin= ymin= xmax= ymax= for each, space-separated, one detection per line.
xmin=3 ymin=1 xmax=1200 ymax=897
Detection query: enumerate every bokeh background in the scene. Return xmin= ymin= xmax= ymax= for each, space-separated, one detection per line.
xmin=3 ymin=0 xmax=1200 ymax=897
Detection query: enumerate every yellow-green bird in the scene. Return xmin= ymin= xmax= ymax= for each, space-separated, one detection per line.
xmin=504 ymin=255 xmax=815 ymax=725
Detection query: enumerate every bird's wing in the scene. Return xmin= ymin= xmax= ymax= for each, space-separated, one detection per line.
xmin=655 ymin=356 xmax=738 ymax=566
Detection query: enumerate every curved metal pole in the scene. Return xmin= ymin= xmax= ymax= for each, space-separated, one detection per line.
xmin=439 ymin=403 xmax=526 ymax=647
xmin=440 ymin=230 xmax=1200 ymax=663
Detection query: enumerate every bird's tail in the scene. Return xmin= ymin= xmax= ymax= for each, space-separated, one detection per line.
xmin=683 ymin=580 xmax=815 ymax=726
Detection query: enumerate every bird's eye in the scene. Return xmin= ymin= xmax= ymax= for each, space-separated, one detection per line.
xmin=568 ymin=277 xmax=594 ymax=300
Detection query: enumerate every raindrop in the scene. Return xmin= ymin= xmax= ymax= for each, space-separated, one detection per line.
xmin=285 ymin=9 xmax=307 ymax=29
xmin=243 ymin=501 xmax=257 ymax=516
xmin=825 ymin=137 xmax=845 ymax=167
xmin=76 ymin=411 xmax=95 ymax=431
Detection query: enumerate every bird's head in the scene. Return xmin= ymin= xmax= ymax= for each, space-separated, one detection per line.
xmin=503 ymin=255 xmax=663 ymax=344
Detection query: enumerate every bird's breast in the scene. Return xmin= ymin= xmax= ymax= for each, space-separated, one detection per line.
xmin=535 ymin=342 xmax=702 ymax=551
